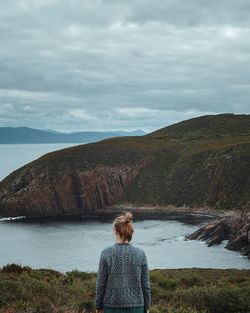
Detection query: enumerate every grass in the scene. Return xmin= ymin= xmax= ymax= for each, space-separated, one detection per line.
xmin=0 ymin=264 xmax=249 ymax=313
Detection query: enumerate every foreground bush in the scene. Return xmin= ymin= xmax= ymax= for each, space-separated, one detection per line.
xmin=0 ymin=264 xmax=249 ymax=313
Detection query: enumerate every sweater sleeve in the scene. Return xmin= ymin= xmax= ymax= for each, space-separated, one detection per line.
xmin=95 ymin=250 xmax=108 ymax=310
xmin=141 ymin=250 xmax=151 ymax=310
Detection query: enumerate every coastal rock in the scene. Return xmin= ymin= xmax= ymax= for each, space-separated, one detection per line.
xmin=185 ymin=219 xmax=230 ymax=246
xmin=185 ymin=210 xmax=250 ymax=259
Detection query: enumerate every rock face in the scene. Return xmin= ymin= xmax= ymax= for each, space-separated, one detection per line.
xmin=0 ymin=158 xmax=149 ymax=218
xmin=185 ymin=210 xmax=250 ymax=259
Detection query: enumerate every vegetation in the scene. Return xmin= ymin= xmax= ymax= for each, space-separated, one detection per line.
xmin=0 ymin=113 xmax=250 ymax=215
xmin=121 ymin=114 xmax=250 ymax=210
xmin=0 ymin=263 xmax=249 ymax=313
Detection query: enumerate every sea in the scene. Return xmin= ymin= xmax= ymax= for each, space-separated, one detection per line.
xmin=0 ymin=143 xmax=249 ymax=273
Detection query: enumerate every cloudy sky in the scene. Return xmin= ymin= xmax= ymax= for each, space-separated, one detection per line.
xmin=0 ymin=0 xmax=250 ymax=132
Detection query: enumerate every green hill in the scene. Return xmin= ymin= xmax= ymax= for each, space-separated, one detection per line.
xmin=0 ymin=113 xmax=249 ymax=218
xmin=149 ymin=113 xmax=250 ymax=138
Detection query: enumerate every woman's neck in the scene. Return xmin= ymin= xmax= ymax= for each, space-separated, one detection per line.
xmin=116 ymin=238 xmax=129 ymax=243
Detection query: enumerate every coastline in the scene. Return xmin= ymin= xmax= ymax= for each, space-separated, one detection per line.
xmin=93 ymin=203 xmax=232 ymax=221
xmin=0 ymin=204 xmax=230 ymax=223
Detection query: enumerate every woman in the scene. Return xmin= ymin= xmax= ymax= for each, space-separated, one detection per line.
xmin=95 ymin=211 xmax=151 ymax=313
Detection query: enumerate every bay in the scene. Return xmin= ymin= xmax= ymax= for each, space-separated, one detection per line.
xmin=0 ymin=143 xmax=249 ymax=273
xmin=0 ymin=218 xmax=249 ymax=273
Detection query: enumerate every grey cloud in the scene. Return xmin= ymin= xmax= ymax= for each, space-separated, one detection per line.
xmin=111 ymin=0 xmax=250 ymax=27
xmin=0 ymin=0 xmax=249 ymax=132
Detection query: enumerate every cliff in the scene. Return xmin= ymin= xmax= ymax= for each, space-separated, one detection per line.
xmin=0 ymin=113 xmax=250 ymax=218
xmin=0 ymin=142 xmax=150 ymax=217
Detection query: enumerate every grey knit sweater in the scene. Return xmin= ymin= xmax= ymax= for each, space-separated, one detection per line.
xmin=95 ymin=242 xmax=151 ymax=310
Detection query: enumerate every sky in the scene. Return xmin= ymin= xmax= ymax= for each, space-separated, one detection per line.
xmin=0 ymin=0 xmax=250 ymax=133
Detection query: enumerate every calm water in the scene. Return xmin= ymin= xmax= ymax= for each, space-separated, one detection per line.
xmin=0 ymin=143 xmax=249 ymax=272
xmin=0 ymin=218 xmax=249 ymax=272
xmin=0 ymin=143 xmax=82 ymax=181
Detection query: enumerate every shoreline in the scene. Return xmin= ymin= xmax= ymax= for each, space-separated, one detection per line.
xmin=111 ymin=203 xmax=231 ymax=216
xmin=93 ymin=203 xmax=236 ymax=221
xmin=0 ymin=204 xmax=231 ymax=222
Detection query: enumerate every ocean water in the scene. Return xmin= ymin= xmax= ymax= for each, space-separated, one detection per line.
xmin=0 ymin=218 xmax=249 ymax=272
xmin=0 ymin=143 xmax=249 ymax=272
xmin=0 ymin=143 xmax=82 ymax=181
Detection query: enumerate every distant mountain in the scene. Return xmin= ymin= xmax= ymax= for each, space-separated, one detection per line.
xmin=44 ymin=129 xmax=63 ymax=134
xmin=0 ymin=127 xmax=146 ymax=144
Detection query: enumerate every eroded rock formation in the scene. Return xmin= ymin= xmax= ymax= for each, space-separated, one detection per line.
xmin=185 ymin=209 xmax=250 ymax=259
xmin=0 ymin=159 xmax=149 ymax=218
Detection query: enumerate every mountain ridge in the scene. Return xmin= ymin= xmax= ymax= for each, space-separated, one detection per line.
xmin=0 ymin=126 xmax=146 ymax=144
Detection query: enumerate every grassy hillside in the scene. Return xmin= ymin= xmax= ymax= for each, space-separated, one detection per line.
xmin=149 ymin=113 xmax=250 ymax=138
xmin=121 ymin=113 xmax=250 ymax=209
xmin=0 ymin=113 xmax=249 ymax=217
xmin=0 ymin=263 xmax=249 ymax=313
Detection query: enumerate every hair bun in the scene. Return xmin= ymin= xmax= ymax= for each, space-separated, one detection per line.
xmin=124 ymin=211 xmax=133 ymax=223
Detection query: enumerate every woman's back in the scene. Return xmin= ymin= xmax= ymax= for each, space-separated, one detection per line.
xmin=95 ymin=211 xmax=151 ymax=313
xmin=95 ymin=242 xmax=151 ymax=309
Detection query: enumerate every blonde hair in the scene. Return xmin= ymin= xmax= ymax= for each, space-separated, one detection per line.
xmin=112 ymin=211 xmax=134 ymax=242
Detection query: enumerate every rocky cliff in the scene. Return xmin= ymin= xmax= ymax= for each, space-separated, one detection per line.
xmin=185 ymin=208 xmax=250 ymax=259
xmin=0 ymin=113 xmax=250 ymax=218
xmin=0 ymin=142 xmax=150 ymax=217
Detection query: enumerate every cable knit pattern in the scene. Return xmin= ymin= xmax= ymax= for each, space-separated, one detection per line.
xmin=95 ymin=243 xmax=151 ymax=310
